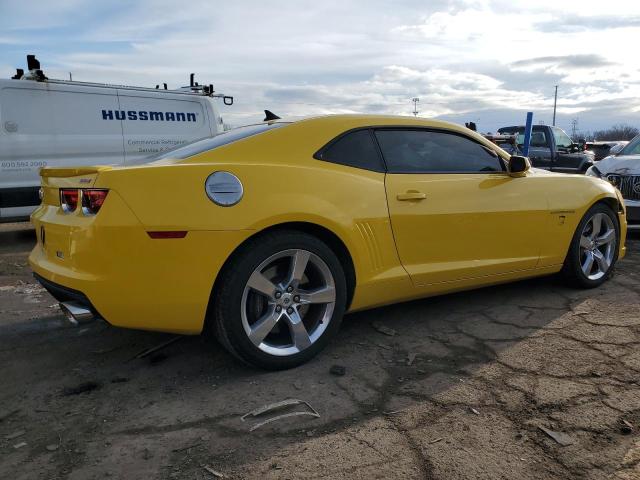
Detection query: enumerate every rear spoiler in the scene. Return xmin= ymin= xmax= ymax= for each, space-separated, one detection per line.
xmin=40 ymin=166 xmax=113 ymax=178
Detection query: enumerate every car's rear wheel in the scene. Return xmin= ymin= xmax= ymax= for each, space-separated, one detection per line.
xmin=562 ymin=203 xmax=619 ymax=288
xmin=210 ymin=230 xmax=346 ymax=369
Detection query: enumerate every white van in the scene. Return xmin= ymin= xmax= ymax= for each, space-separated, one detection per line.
xmin=0 ymin=56 xmax=233 ymax=221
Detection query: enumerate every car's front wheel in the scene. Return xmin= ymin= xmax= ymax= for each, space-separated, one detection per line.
xmin=210 ymin=230 xmax=347 ymax=369
xmin=562 ymin=203 xmax=620 ymax=288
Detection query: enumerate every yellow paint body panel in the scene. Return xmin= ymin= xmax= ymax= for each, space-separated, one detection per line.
xmin=29 ymin=115 xmax=627 ymax=334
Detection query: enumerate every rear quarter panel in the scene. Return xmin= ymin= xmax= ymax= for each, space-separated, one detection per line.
xmin=96 ymin=121 xmax=411 ymax=310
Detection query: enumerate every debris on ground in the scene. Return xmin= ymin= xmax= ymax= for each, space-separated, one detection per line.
xmin=406 ymin=352 xmax=417 ymax=366
xmin=203 ymin=465 xmax=226 ymax=477
xmin=0 ymin=285 xmax=16 ymax=292
xmin=469 ymin=407 xmax=480 ymax=415
xmin=329 ymin=365 xmax=346 ymax=376
xmin=376 ymin=343 xmax=392 ymax=350
xmin=5 ymin=429 xmax=25 ymax=440
xmin=46 ymin=444 xmax=60 ymax=452
xmin=538 ymin=426 xmax=574 ymax=446
xmin=241 ymin=399 xmax=320 ymax=432
xmin=293 ymin=381 xmax=303 ymax=390
xmin=172 ymin=443 xmax=202 ymax=453
xmin=13 ymin=442 xmax=27 ymax=449
xmin=62 ymin=381 xmax=101 ymax=396
xmin=621 ymin=420 xmax=634 ymax=435
xmin=371 ymin=321 xmax=397 ymax=337
xmin=132 ymin=336 xmax=182 ymax=360
xmin=428 ymin=437 xmax=443 ymax=444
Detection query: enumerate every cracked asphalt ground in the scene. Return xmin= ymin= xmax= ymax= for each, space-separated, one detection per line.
xmin=1 ymin=223 xmax=639 ymax=480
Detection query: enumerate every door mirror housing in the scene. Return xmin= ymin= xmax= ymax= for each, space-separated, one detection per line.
xmin=508 ymin=155 xmax=531 ymax=177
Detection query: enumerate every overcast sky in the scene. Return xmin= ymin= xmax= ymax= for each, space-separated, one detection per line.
xmin=1 ymin=0 xmax=639 ymax=133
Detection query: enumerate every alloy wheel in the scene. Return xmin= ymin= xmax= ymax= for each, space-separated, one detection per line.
xmin=579 ymin=212 xmax=616 ymax=281
xmin=240 ymin=249 xmax=336 ymax=356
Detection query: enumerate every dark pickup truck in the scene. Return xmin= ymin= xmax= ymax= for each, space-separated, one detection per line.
xmin=495 ymin=125 xmax=595 ymax=174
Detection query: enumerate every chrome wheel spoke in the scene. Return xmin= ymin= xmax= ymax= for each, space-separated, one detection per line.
xmin=247 ymin=271 xmax=277 ymax=299
xmin=596 ymin=229 xmax=615 ymax=246
xmin=590 ymin=213 xmax=603 ymax=239
xmin=580 ymin=235 xmax=591 ymax=250
xmin=248 ymin=308 xmax=281 ymax=346
xmin=288 ymin=250 xmax=310 ymax=286
xmin=593 ymin=249 xmax=610 ymax=272
xmin=298 ymin=286 xmax=336 ymax=304
xmin=582 ymin=251 xmax=595 ymax=275
xmin=285 ymin=309 xmax=312 ymax=350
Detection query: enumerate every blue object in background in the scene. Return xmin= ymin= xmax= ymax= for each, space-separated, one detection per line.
xmin=522 ymin=112 xmax=533 ymax=156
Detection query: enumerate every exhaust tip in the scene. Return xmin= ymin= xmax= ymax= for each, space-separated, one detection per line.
xmin=59 ymin=301 xmax=94 ymax=326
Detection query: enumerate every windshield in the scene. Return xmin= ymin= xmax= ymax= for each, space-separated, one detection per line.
xmin=619 ymin=134 xmax=640 ymax=156
xmin=150 ymin=123 xmax=286 ymax=161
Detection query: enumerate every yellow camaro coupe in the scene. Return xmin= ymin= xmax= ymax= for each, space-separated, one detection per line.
xmin=29 ymin=115 xmax=627 ymax=369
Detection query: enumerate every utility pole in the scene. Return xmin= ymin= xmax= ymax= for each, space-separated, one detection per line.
xmin=552 ymin=85 xmax=558 ymax=126
xmin=412 ymin=97 xmax=419 ymax=117
xmin=571 ymin=118 xmax=578 ymax=139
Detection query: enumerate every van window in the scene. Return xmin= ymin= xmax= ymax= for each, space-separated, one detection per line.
xmin=152 ymin=123 xmax=286 ymax=160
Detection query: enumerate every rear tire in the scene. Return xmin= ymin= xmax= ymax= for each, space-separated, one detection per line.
xmin=209 ymin=230 xmax=347 ymax=370
xmin=561 ymin=203 xmax=619 ymax=288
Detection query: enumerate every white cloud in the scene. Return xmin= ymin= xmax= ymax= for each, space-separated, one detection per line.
xmin=2 ymin=0 xmax=639 ymax=132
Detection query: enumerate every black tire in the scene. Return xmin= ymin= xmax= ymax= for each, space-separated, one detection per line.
xmin=208 ymin=230 xmax=347 ymax=370
xmin=561 ymin=203 xmax=620 ymax=288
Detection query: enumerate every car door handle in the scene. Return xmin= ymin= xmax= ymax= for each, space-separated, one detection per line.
xmin=396 ymin=191 xmax=426 ymax=201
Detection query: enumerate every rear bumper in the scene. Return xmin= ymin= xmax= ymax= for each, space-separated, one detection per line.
xmin=33 ymin=272 xmax=100 ymax=316
xmin=29 ymin=192 xmax=253 ymax=335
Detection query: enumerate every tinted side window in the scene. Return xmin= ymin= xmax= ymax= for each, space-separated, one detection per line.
xmin=375 ymin=130 xmax=503 ymax=173
xmin=317 ymin=129 xmax=384 ymax=172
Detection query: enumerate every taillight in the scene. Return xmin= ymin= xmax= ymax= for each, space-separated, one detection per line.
xmin=60 ymin=189 xmax=79 ymax=213
xmin=81 ymin=189 xmax=108 ymax=215
xmin=59 ymin=189 xmax=108 ymax=215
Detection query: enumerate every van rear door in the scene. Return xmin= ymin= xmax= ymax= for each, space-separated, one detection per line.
xmin=117 ymin=91 xmax=214 ymax=164
xmin=0 ymin=82 xmax=125 ymax=218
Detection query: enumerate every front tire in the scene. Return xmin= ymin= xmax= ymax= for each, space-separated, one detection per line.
xmin=561 ymin=203 xmax=619 ymax=288
xmin=210 ymin=230 xmax=347 ymax=370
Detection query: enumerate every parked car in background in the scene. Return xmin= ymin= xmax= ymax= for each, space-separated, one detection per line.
xmin=586 ymin=141 xmax=628 ymax=161
xmin=587 ymin=134 xmax=640 ymax=230
xmin=0 ymin=55 xmax=233 ymax=222
xmin=495 ymin=125 xmax=594 ymax=173
xmin=30 ymin=114 xmax=626 ymax=369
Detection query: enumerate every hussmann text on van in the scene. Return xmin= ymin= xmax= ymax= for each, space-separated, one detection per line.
xmin=101 ymin=110 xmax=197 ymax=122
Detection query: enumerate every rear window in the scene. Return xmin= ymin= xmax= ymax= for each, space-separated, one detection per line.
xmin=151 ymin=123 xmax=286 ymax=160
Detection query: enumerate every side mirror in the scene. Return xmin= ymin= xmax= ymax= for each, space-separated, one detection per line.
xmin=508 ymin=155 xmax=531 ymax=177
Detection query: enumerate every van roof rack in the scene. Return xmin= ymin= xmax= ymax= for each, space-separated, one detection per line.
xmin=10 ymin=55 xmax=234 ymax=105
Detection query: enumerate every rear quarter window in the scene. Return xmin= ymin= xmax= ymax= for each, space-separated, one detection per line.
xmin=315 ymin=129 xmax=385 ymax=172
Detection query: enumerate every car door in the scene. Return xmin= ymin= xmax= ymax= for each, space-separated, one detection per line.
xmin=550 ymin=126 xmax=579 ymax=172
xmin=377 ymin=128 xmax=548 ymax=286
xmin=526 ymin=127 xmax=553 ymax=170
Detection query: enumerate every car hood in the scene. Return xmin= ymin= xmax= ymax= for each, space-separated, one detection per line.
xmin=595 ymin=154 xmax=640 ymax=175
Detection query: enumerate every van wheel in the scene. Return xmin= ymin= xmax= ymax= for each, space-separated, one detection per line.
xmin=561 ymin=203 xmax=619 ymax=288
xmin=210 ymin=230 xmax=346 ymax=370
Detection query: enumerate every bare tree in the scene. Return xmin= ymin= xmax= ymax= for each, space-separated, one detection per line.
xmin=592 ymin=124 xmax=639 ymax=141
